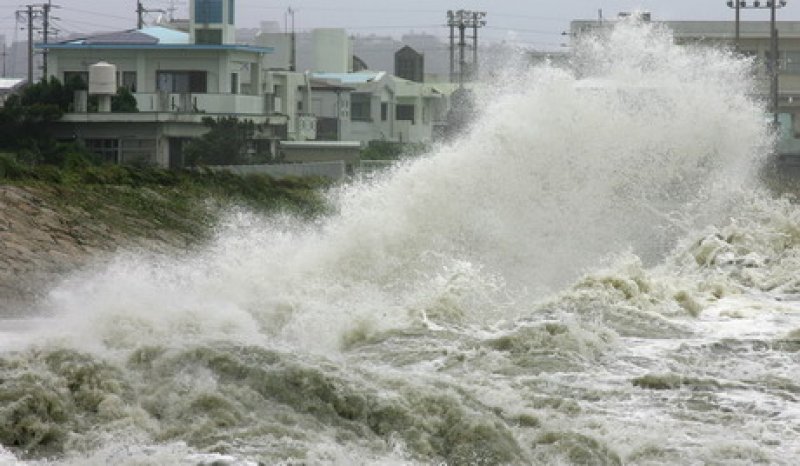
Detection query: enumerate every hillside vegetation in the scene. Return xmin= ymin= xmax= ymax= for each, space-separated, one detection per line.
xmin=0 ymin=153 xmax=330 ymax=316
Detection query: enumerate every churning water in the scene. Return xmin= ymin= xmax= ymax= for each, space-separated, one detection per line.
xmin=3 ymin=20 xmax=800 ymax=465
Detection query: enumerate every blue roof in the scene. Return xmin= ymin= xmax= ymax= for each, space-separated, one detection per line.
xmin=312 ymin=71 xmax=385 ymax=84
xmin=39 ymin=26 xmax=271 ymax=53
xmin=41 ymin=43 xmax=273 ymax=53
xmin=138 ymin=26 xmax=190 ymax=44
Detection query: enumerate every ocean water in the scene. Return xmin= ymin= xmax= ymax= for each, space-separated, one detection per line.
xmin=2 ymin=20 xmax=800 ymax=465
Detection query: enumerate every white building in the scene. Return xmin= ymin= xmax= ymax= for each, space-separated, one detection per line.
xmin=312 ymin=71 xmax=447 ymax=145
xmin=38 ymin=0 xmax=314 ymax=168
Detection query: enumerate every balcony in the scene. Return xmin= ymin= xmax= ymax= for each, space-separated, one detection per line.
xmin=133 ymin=92 xmax=268 ymax=115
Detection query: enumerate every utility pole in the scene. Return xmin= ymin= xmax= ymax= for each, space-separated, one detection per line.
xmin=447 ymin=10 xmax=455 ymax=82
xmin=286 ymin=7 xmax=296 ymax=72
xmin=137 ymin=2 xmax=166 ymax=30
xmin=458 ymin=16 xmax=465 ymax=86
xmin=137 ymin=1 xmax=145 ymax=29
xmin=771 ymin=0 xmax=779 ymax=126
xmin=471 ymin=11 xmax=486 ymax=81
xmin=166 ymin=0 xmax=179 ymax=21
xmin=27 ymin=5 xmax=34 ymax=84
xmin=42 ymin=1 xmax=53 ymax=79
xmin=727 ymin=1 xmax=787 ymax=125
xmin=445 ymin=10 xmax=486 ymax=86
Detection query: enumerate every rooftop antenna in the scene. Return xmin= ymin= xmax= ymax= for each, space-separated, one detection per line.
xmin=167 ymin=0 xmax=177 ymax=21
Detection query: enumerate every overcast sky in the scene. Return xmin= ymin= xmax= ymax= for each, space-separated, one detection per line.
xmin=2 ymin=0 xmax=800 ymax=49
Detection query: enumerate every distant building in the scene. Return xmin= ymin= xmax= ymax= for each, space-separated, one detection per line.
xmin=569 ymin=16 xmax=800 ymax=113
xmin=0 ymin=78 xmax=26 ymax=107
xmin=394 ymin=45 xmax=424 ymax=83
xmin=569 ymin=14 xmax=800 ymax=162
xmin=7 ymin=40 xmax=36 ymax=79
xmin=0 ymin=35 xmax=6 ymax=77
xmin=312 ymin=71 xmax=447 ymax=144
xmin=312 ymin=29 xmax=353 ymax=73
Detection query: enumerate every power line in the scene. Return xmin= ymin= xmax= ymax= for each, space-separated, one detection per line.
xmin=66 ymin=7 xmax=135 ymax=22
xmin=137 ymin=1 xmax=166 ymax=29
xmin=484 ymin=25 xmax=564 ymax=36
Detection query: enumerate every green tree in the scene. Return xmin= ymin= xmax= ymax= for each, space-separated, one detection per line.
xmin=0 ymin=83 xmax=64 ymax=154
xmin=0 ymin=76 xmax=91 ymax=162
xmin=111 ymin=87 xmax=138 ymax=112
xmin=183 ymin=117 xmax=258 ymax=166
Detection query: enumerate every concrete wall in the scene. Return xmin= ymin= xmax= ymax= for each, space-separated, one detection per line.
xmin=279 ymin=142 xmax=360 ymax=170
xmin=256 ymin=33 xmax=291 ymax=70
xmin=206 ymin=160 xmax=346 ymax=180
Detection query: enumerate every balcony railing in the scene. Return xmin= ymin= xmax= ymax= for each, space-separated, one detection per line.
xmin=133 ymin=92 xmax=268 ymax=115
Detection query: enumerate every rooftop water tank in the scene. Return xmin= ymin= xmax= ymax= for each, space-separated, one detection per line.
xmin=88 ymin=61 xmax=117 ymax=95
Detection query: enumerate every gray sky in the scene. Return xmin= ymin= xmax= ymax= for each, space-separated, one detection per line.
xmin=2 ymin=0 xmax=800 ymax=50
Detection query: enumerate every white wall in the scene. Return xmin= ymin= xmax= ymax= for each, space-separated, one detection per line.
xmin=49 ymin=48 xmax=266 ymax=97
xmin=312 ymin=29 xmax=351 ymax=73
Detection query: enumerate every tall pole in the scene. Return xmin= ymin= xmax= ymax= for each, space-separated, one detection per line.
xmin=458 ymin=16 xmax=466 ymax=87
xmin=472 ymin=11 xmax=479 ymax=81
xmin=771 ymin=1 xmax=779 ymax=126
xmin=727 ymin=1 xmax=787 ymax=126
xmin=446 ymin=10 xmax=485 ymax=85
xmin=42 ymin=1 xmax=50 ymax=79
xmin=27 ymin=5 xmax=33 ymax=84
xmin=289 ymin=7 xmax=296 ymax=72
xmin=448 ymin=10 xmax=455 ymax=83
xmin=137 ymin=1 xmax=144 ymax=29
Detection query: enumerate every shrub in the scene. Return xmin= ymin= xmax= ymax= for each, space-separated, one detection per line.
xmin=0 ymin=153 xmax=31 ymax=179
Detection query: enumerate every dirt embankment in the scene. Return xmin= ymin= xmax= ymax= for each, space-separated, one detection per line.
xmin=0 ymin=185 xmax=194 ymax=316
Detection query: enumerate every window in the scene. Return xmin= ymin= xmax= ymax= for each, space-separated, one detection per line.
xmin=195 ymin=0 xmax=222 ymax=23
xmin=785 ymin=51 xmax=800 ymax=74
xmin=120 ymin=139 xmax=156 ymax=164
xmin=381 ymin=102 xmax=388 ymax=121
xmin=351 ymin=93 xmax=371 ymax=121
xmin=230 ymin=73 xmax=238 ymax=94
xmin=195 ymin=29 xmax=222 ymax=45
xmin=396 ymin=104 xmax=415 ymax=124
xmin=85 ymin=139 xmax=119 ymax=164
xmin=121 ymin=71 xmax=137 ymax=92
xmin=228 ymin=0 xmax=235 ymax=25
xmin=765 ymin=50 xmax=785 ymax=72
xmin=157 ymin=71 xmax=207 ymax=93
